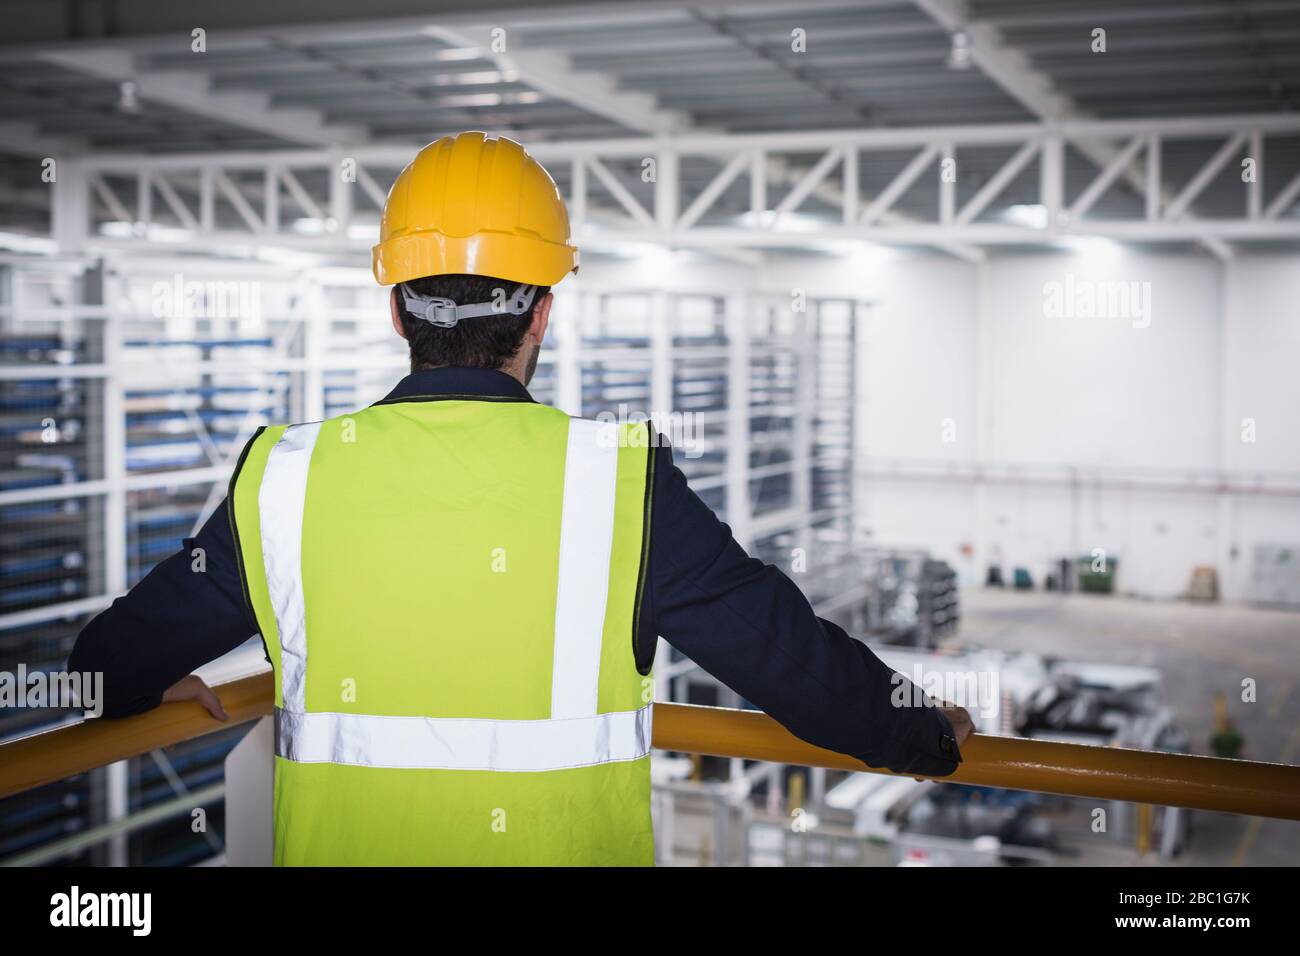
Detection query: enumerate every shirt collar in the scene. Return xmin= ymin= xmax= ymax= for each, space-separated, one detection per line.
xmin=377 ymin=367 xmax=535 ymax=405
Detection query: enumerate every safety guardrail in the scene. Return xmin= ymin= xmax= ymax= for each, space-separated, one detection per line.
xmin=2 ymin=670 xmax=1299 ymax=820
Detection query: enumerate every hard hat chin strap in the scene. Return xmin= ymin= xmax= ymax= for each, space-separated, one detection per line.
xmin=398 ymin=283 xmax=540 ymax=329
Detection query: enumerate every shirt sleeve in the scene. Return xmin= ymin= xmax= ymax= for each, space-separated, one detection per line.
xmin=66 ymin=498 xmax=258 ymax=718
xmin=640 ymin=442 xmax=962 ymax=777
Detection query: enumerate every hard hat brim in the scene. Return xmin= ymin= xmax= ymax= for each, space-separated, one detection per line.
xmin=373 ymin=230 xmax=579 ymax=288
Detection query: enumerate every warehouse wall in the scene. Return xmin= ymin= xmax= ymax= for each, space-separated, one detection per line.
xmin=1223 ymin=254 xmax=1300 ymax=474
xmin=985 ymin=248 xmax=1219 ymax=469
xmin=760 ymin=246 xmax=1300 ymax=602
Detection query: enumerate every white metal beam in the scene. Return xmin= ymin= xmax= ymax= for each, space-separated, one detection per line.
xmin=955 ymin=139 xmax=1040 ymax=226
xmin=910 ymin=0 xmax=1073 ymax=120
xmin=39 ymin=49 xmax=364 ymax=147
xmin=765 ymin=154 xmax=985 ymax=262
xmin=279 ymin=168 xmax=326 ymax=220
xmin=909 ymin=0 xmax=1234 ymax=259
xmin=152 ymin=173 xmax=200 ymax=230
xmin=1068 ymin=135 xmax=1146 ymax=221
xmin=90 ymin=176 xmax=132 ymax=222
xmin=423 ymin=25 xmax=692 ymax=136
xmin=66 ymin=115 xmax=1300 ymax=249
xmin=585 ymin=156 xmax=656 ymax=229
xmin=861 ymin=145 xmax=940 ymax=226
xmin=72 ymin=118 xmax=1299 ymax=176
xmin=774 ymin=147 xmax=844 ymax=219
xmin=1264 ymin=168 xmax=1300 ymax=221
xmin=76 ymin=216 xmax=1300 ymax=256
xmin=1165 ymin=132 xmax=1248 ymax=221
xmin=429 ymin=20 xmax=981 ymax=262
xmin=678 ymin=151 xmax=750 ymax=231
xmin=213 ymin=169 xmax=265 ymax=233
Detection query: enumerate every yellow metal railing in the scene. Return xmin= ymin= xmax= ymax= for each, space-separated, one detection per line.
xmin=2 ymin=670 xmax=1299 ymax=820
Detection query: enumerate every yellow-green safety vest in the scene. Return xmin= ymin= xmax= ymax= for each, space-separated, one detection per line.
xmin=229 ymin=395 xmax=656 ymax=865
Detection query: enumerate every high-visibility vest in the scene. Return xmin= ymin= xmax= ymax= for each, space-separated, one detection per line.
xmin=229 ymin=396 xmax=656 ymax=866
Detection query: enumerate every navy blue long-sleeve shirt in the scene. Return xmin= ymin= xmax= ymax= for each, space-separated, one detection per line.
xmin=68 ymin=367 xmax=961 ymax=776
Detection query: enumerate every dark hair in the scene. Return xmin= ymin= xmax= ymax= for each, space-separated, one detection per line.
xmin=393 ymin=273 xmax=550 ymax=371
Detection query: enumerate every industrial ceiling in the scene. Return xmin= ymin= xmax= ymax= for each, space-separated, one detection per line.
xmin=1 ymin=0 xmax=1297 ymax=245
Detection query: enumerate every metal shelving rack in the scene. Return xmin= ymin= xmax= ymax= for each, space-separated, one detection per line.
xmin=0 ymin=258 xmax=103 ymax=862
xmin=0 ymin=260 xmax=100 ymax=733
xmin=0 ymin=255 xmax=310 ymax=865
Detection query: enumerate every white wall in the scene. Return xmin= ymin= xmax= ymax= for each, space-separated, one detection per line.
xmin=761 ymin=245 xmax=1300 ymax=601
xmin=1224 ymin=255 xmax=1300 ymax=473
xmin=986 ymin=248 xmax=1220 ymax=470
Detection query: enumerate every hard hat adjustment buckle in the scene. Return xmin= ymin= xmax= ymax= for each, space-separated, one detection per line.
xmin=420 ymin=297 xmax=462 ymax=328
xmin=398 ymin=282 xmax=540 ymax=329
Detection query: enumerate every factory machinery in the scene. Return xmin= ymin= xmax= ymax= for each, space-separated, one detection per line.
xmin=835 ymin=646 xmax=1189 ymax=866
xmin=658 ymin=640 xmax=1190 ymax=866
xmin=0 ymin=254 xmax=867 ymax=866
xmin=847 ymin=548 xmax=960 ymax=649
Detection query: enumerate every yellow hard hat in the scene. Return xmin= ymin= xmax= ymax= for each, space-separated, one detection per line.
xmin=372 ymin=131 xmax=579 ymax=288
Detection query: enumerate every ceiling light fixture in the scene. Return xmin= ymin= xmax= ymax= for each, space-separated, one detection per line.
xmin=947 ymin=32 xmax=972 ymax=71
xmin=118 ymin=80 xmax=142 ymax=113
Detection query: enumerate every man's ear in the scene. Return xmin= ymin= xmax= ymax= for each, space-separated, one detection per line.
xmin=390 ymin=288 xmax=407 ymax=340
xmin=530 ymin=291 xmax=553 ymax=344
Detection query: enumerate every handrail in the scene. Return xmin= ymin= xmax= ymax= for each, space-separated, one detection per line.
xmin=1 ymin=671 xmax=274 ymax=800
xmin=2 ymin=671 xmax=1299 ymax=821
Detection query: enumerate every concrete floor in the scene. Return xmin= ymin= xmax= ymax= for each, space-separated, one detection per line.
xmin=953 ymin=587 xmax=1300 ymax=867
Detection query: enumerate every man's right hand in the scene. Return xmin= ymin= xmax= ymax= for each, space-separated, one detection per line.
xmin=939 ymin=703 xmax=975 ymax=750
xmin=910 ymin=703 xmax=975 ymax=781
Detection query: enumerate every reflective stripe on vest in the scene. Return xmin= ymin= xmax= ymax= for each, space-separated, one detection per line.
xmin=275 ymin=705 xmax=651 ymax=772
xmin=258 ymin=421 xmax=320 ymax=712
xmin=257 ymin=416 xmax=652 ymax=772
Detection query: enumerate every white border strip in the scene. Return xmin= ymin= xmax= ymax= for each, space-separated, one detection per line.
xmin=259 ymin=422 xmax=322 ymax=712
xmin=549 ymin=418 xmax=619 ymax=719
xmin=276 ymin=704 xmax=652 ymax=772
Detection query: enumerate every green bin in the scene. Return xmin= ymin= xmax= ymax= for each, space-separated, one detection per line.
xmin=1076 ymin=556 xmax=1117 ymax=594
